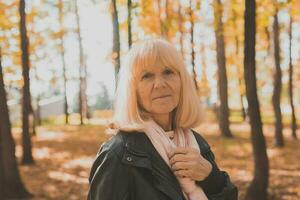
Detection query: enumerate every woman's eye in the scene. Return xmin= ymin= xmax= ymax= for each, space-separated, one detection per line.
xmin=141 ymin=73 xmax=152 ymax=80
xmin=163 ymin=69 xmax=174 ymax=75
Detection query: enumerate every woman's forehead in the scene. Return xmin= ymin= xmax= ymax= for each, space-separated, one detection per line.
xmin=140 ymin=60 xmax=167 ymax=71
xmin=139 ymin=56 xmax=178 ymax=72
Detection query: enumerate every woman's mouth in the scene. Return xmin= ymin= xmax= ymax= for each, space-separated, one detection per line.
xmin=153 ymin=95 xmax=171 ymax=100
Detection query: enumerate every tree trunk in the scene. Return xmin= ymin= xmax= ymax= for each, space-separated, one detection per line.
xmin=19 ymin=0 xmax=34 ymax=165
xmin=29 ymin=103 xmax=36 ymax=136
xmin=213 ymin=0 xmax=232 ymax=137
xmin=0 ymin=48 xmax=32 ymax=199
xmin=177 ymin=1 xmax=184 ymax=57
xmin=189 ymin=0 xmax=198 ymax=92
xmin=265 ymin=26 xmax=271 ymax=56
xmin=127 ymin=0 xmax=132 ymax=48
xmin=111 ymin=0 xmax=121 ymax=90
xmin=244 ymin=1 xmax=269 ymax=199
xmin=32 ymin=68 xmax=41 ymax=126
xmin=58 ymin=0 xmax=69 ymax=124
xmin=232 ymin=0 xmax=246 ymax=121
xmin=75 ymin=0 xmax=89 ymax=125
xmin=272 ymin=10 xmax=284 ymax=147
xmin=35 ymin=95 xmax=42 ymax=125
xmin=288 ymin=15 xmax=297 ymax=139
xmin=0 ymin=134 xmax=4 ymax=197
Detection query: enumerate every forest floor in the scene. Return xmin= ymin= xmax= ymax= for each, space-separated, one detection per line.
xmin=12 ymin=122 xmax=300 ymax=200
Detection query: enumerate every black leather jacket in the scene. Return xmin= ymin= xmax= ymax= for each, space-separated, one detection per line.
xmin=88 ymin=130 xmax=238 ymax=200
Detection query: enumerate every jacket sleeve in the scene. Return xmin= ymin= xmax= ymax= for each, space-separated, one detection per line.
xmin=195 ymin=134 xmax=238 ymax=200
xmin=87 ymin=143 xmax=132 ymax=200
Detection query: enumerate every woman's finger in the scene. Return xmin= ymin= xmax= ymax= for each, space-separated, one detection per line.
xmin=170 ymin=153 xmax=192 ymax=165
xmin=172 ymin=147 xmax=189 ymax=155
xmin=171 ymin=161 xmax=192 ymax=171
xmin=174 ymin=169 xmax=191 ymax=178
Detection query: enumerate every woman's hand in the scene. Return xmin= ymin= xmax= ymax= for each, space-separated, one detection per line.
xmin=169 ymin=147 xmax=212 ymax=181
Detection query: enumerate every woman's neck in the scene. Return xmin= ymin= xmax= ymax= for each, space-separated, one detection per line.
xmin=152 ymin=113 xmax=172 ymax=131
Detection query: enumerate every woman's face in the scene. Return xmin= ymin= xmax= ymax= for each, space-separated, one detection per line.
xmin=136 ymin=62 xmax=181 ymax=115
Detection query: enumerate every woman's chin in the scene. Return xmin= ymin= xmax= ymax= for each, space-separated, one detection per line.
xmin=151 ymin=107 xmax=175 ymax=115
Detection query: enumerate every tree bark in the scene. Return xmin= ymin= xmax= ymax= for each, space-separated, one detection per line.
xmin=265 ymin=26 xmax=271 ymax=56
xmin=75 ymin=0 xmax=89 ymax=125
xmin=288 ymin=15 xmax=297 ymax=139
xmin=127 ymin=0 xmax=132 ymax=48
xmin=0 ymin=48 xmax=32 ymax=199
xmin=19 ymin=0 xmax=34 ymax=164
xmin=32 ymin=66 xmax=41 ymax=126
xmin=0 ymin=133 xmax=4 ymax=197
xmin=177 ymin=0 xmax=184 ymax=57
xmin=58 ymin=0 xmax=69 ymax=124
xmin=244 ymin=1 xmax=269 ymax=199
xmin=272 ymin=10 xmax=284 ymax=147
xmin=213 ymin=0 xmax=232 ymax=137
xmin=232 ymin=0 xmax=246 ymax=121
xmin=189 ymin=0 xmax=199 ymax=92
xmin=111 ymin=0 xmax=121 ymax=90
xmin=35 ymin=95 xmax=42 ymax=125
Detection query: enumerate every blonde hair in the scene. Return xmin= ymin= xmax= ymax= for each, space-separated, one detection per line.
xmin=107 ymin=38 xmax=202 ymax=134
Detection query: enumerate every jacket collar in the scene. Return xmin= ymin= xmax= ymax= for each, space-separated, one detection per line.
xmin=119 ymin=131 xmax=186 ymax=200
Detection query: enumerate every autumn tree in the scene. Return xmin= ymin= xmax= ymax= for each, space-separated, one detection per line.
xmin=272 ymin=5 xmax=284 ymax=147
xmin=139 ymin=0 xmax=161 ymax=36
xmin=111 ymin=0 xmax=121 ymax=89
xmin=177 ymin=0 xmax=185 ymax=57
xmin=74 ymin=0 xmax=89 ymax=124
xmin=189 ymin=0 xmax=199 ymax=91
xmin=288 ymin=3 xmax=297 ymax=139
xmin=19 ymin=0 xmax=34 ymax=164
xmin=244 ymin=0 xmax=269 ymax=199
xmin=57 ymin=0 xmax=69 ymax=124
xmin=0 ymin=1 xmax=23 ymax=106
xmin=138 ymin=0 xmax=179 ymax=40
xmin=21 ymin=0 xmax=52 ymax=128
xmin=230 ymin=0 xmax=247 ymax=121
xmin=127 ymin=0 xmax=132 ymax=48
xmin=0 ymin=48 xmax=32 ymax=199
xmin=213 ymin=0 xmax=232 ymax=137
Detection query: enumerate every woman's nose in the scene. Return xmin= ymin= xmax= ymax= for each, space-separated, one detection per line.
xmin=153 ymin=76 xmax=166 ymax=88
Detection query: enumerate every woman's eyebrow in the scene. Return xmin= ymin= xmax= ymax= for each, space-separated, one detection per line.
xmin=140 ymin=70 xmax=150 ymax=74
xmin=164 ymin=67 xmax=175 ymax=71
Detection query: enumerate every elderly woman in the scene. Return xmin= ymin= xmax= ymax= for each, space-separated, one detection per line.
xmin=88 ymin=39 xmax=238 ymax=200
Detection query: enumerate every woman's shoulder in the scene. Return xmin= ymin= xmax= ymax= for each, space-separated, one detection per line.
xmin=96 ymin=130 xmax=145 ymax=157
xmin=89 ymin=130 xmax=138 ymax=185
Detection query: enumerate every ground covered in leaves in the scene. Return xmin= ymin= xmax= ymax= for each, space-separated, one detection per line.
xmin=13 ymin=123 xmax=300 ymax=200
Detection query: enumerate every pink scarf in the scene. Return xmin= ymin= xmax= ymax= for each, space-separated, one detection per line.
xmin=143 ymin=120 xmax=208 ymax=200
